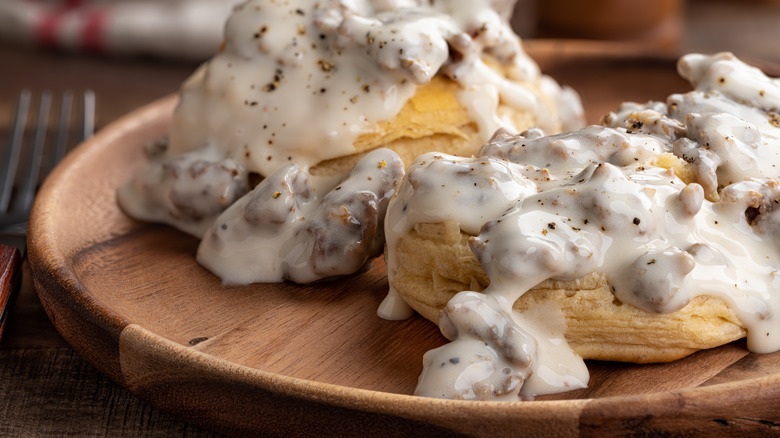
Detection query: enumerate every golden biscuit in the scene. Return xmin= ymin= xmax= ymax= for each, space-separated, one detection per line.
xmin=310 ymin=74 xmax=555 ymax=177
xmin=391 ymin=220 xmax=746 ymax=363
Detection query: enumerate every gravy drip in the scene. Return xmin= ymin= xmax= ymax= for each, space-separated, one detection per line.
xmin=384 ymin=52 xmax=780 ymax=400
xmin=118 ymin=0 xmax=582 ymax=241
xmin=198 ymin=148 xmax=403 ymax=284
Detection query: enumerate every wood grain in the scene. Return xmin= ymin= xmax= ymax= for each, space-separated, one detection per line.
xmin=0 ymin=347 xmax=223 ymax=437
xmin=26 ymin=52 xmax=780 ymax=436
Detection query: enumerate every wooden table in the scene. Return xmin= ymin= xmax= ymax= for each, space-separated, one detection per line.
xmin=2 ymin=0 xmax=780 ymax=435
xmin=0 ymin=43 xmax=225 ymax=437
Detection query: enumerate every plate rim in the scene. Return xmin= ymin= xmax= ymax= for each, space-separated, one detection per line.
xmin=26 ymin=61 xmax=780 ymax=435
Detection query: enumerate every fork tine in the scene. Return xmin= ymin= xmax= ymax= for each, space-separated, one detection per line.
xmin=52 ymin=91 xmax=73 ymax=166
xmin=16 ymin=91 xmax=52 ymax=213
xmin=0 ymin=90 xmax=31 ymax=213
xmin=50 ymin=90 xmax=95 ymax=171
xmin=82 ymin=89 xmax=96 ymax=141
xmin=0 ymin=90 xmax=96 ymax=230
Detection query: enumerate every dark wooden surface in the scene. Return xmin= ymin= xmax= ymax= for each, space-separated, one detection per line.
xmin=3 ymin=0 xmax=780 ymax=435
xmin=0 ymin=43 xmax=223 ymax=437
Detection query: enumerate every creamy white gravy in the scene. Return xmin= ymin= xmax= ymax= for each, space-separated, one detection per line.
xmin=117 ymin=0 xmax=582 ymax=284
xmin=198 ymin=147 xmax=403 ymax=284
xmin=384 ymin=52 xmax=780 ymax=400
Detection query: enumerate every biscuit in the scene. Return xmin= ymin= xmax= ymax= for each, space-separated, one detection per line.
xmin=391 ymin=220 xmax=747 ymax=363
xmin=309 ymin=74 xmax=553 ymax=177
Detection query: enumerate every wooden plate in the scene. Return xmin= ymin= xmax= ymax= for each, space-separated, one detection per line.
xmin=28 ymin=48 xmax=780 ymax=437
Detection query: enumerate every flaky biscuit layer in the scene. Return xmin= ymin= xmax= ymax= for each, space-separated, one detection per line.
xmin=391 ymin=221 xmax=746 ymax=363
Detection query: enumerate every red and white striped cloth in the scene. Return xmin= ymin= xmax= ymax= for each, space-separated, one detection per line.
xmin=0 ymin=0 xmax=240 ymax=60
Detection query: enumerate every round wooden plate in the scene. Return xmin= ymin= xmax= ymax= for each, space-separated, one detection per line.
xmin=28 ymin=48 xmax=780 ymax=437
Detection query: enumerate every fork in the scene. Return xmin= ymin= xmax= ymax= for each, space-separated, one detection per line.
xmin=0 ymin=90 xmax=95 ymax=340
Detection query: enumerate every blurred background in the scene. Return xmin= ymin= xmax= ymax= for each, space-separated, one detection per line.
xmin=3 ymin=0 xmax=780 ymax=60
xmin=2 ymin=0 xmax=780 ymax=436
xmin=1 ymin=0 xmax=780 ymax=125
xmin=2 ymin=0 xmax=780 ymax=129
xmin=2 ymin=0 xmax=780 ymax=64
xmin=515 ymin=0 xmax=780 ymax=63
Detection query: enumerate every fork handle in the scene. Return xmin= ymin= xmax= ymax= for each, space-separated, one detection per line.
xmin=0 ymin=244 xmax=22 ymax=340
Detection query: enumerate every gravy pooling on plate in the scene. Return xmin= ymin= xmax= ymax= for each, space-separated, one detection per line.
xmin=117 ymin=0 xmax=582 ymax=284
xmin=384 ymin=53 xmax=780 ymax=400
